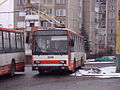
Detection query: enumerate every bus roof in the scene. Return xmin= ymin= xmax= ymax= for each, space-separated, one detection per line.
xmin=33 ymin=28 xmax=83 ymax=37
xmin=0 ymin=27 xmax=24 ymax=32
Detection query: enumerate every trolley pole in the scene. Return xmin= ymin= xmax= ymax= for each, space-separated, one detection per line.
xmin=116 ymin=0 xmax=120 ymax=73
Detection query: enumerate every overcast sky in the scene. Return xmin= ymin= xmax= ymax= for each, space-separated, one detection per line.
xmin=0 ymin=0 xmax=14 ymax=28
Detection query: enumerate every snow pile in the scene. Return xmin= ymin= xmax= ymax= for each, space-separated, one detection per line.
xmin=85 ymin=61 xmax=114 ymax=64
xmin=71 ymin=66 xmax=120 ymax=78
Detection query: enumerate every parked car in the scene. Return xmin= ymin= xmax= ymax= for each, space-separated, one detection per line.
xmin=95 ymin=56 xmax=113 ymax=62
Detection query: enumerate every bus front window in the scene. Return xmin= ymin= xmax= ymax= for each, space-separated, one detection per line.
xmin=34 ymin=36 xmax=68 ymax=55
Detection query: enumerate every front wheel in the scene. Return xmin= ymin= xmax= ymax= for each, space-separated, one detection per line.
xmin=71 ymin=59 xmax=76 ymax=73
xmin=10 ymin=61 xmax=15 ymax=76
xmin=38 ymin=70 xmax=45 ymax=75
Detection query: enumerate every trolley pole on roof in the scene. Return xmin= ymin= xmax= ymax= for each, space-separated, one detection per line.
xmin=116 ymin=0 xmax=120 ymax=73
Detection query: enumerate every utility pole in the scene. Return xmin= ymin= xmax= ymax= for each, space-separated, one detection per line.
xmin=116 ymin=0 xmax=120 ymax=73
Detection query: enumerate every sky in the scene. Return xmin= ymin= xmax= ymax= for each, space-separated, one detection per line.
xmin=0 ymin=0 xmax=14 ymax=28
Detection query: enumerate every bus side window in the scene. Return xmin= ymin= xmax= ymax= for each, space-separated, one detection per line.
xmin=16 ymin=33 xmax=22 ymax=49
xmin=10 ymin=32 xmax=16 ymax=50
xmin=70 ymin=34 xmax=74 ymax=52
xmin=0 ymin=31 xmax=3 ymax=50
xmin=21 ymin=33 xmax=24 ymax=49
xmin=3 ymin=31 xmax=10 ymax=50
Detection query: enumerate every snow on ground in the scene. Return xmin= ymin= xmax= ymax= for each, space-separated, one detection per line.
xmin=71 ymin=66 xmax=120 ymax=78
xmin=85 ymin=61 xmax=114 ymax=64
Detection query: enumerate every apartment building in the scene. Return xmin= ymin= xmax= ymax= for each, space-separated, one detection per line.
xmin=106 ymin=0 xmax=117 ymax=55
xmin=94 ymin=0 xmax=107 ymax=55
xmin=83 ymin=0 xmax=117 ymax=55
xmin=23 ymin=0 xmax=83 ymax=33
xmin=14 ymin=0 xmax=25 ymax=30
xmin=94 ymin=0 xmax=117 ymax=55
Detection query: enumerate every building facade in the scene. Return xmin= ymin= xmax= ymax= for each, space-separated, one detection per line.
xmin=14 ymin=0 xmax=25 ymax=30
xmin=83 ymin=0 xmax=117 ymax=55
xmin=23 ymin=0 xmax=83 ymax=33
xmin=94 ymin=0 xmax=107 ymax=55
xmin=94 ymin=0 xmax=117 ymax=55
xmin=106 ymin=0 xmax=117 ymax=55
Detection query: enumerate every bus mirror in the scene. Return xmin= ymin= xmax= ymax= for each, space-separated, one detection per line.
xmin=26 ymin=32 xmax=30 ymax=43
xmin=26 ymin=36 xmax=29 ymax=43
xmin=70 ymin=39 xmax=74 ymax=47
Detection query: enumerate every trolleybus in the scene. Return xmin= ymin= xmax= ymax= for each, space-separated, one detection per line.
xmin=0 ymin=27 xmax=25 ymax=76
xmin=32 ymin=28 xmax=86 ymax=73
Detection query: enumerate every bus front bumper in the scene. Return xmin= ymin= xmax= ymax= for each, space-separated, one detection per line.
xmin=32 ymin=66 xmax=68 ymax=71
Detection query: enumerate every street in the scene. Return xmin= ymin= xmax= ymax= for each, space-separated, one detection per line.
xmin=0 ymin=63 xmax=120 ymax=90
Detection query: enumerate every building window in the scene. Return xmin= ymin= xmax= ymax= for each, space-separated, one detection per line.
xmin=56 ymin=9 xmax=66 ymax=16
xmin=19 ymin=12 xmax=25 ymax=16
xmin=41 ymin=9 xmax=52 ymax=15
xmin=56 ymin=0 xmax=66 ymax=4
xmin=109 ymin=21 xmax=115 ymax=26
xmin=41 ymin=0 xmax=53 ymax=4
xmin=26 ymin=10 xmax=35 ymax=15
xmin=18 ymin=0 xmax=25 ymax=5
xmin=41 ymin=21 xmax=52 ymax=28
xmin=110 ymin=29 xmax=116 ymax=34
xmin=17 ymin=22 xmax=25 ymax=28
xmin=109 ymin=13 xmax=115 ymax=19
xmin=110 ymin=0 xmax=116 ymax=2
xmin=109 ymin=6 xmax=116 ymax=10
xmin=108 ymin=29 xmax=115 ymax=34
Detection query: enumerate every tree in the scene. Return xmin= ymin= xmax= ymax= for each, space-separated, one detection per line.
xmin=81 ymin=25 xmax=91 ymax=53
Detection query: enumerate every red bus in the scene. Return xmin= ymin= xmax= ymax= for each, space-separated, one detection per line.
xmin=32 ymin=28 xmax=86 ymax=73
xmin=0 ymin=27 xmax=25 ymax=76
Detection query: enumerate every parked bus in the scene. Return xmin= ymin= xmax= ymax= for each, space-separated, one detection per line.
xmin=32 ymin=28 xmax=86 ymax=73
xmin=0 ymin=27 xmax=25 ymax=76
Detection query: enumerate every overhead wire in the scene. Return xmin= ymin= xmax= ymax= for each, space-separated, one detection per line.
xmin=0 ymin=0 xmax=9 ymax=6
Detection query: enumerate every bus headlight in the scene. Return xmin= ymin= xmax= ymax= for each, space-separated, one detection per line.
xmin=34 ymin=61 xmax=40 ymax=64
xmin=60 ymin=60 xmax=66 ymax=64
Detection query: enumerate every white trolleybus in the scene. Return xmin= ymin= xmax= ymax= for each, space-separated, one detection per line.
xmin=0 ymin=27 xmax=25 ymax=76
xmin=32 ymin=28 xmax=86 ymax=73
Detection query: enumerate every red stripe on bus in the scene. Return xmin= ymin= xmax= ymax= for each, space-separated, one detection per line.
xmin=0 ymin=27 xmax=23 ymax=32
xmin=0 ymin=62 xmax=24 ymax=76
xmin=0 ymin=65 xmax=11 ymax=76
xmin=34 ymin=60 xmax=61 ymax=64
xmin=15 ymin=62 xmax=25 ymax=71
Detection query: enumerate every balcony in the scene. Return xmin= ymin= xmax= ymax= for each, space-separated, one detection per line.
xmin=25 ymin=15 xmax=39 ymax=20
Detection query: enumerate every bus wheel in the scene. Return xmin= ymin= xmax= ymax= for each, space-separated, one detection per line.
xmin=81 ymin=59 xmax=85 ymax=66
xmin=71 ymin=59 xmax=76 ymax=73
xmin=10 ymin=61 xmax=15 ymax=76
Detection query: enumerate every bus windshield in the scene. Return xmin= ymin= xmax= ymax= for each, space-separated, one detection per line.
xmin=34 ymin=35 xmax=68 ymax=55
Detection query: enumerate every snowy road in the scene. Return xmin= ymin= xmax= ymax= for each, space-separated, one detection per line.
xmin=0 ymin=63 xmax=120 ymax=90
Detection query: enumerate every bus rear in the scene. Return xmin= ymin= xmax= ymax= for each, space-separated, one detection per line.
xmin=0 ymin=28 xmax=25 ymax=76
xmin=32 ymin=29 xmax=70 ymax=72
